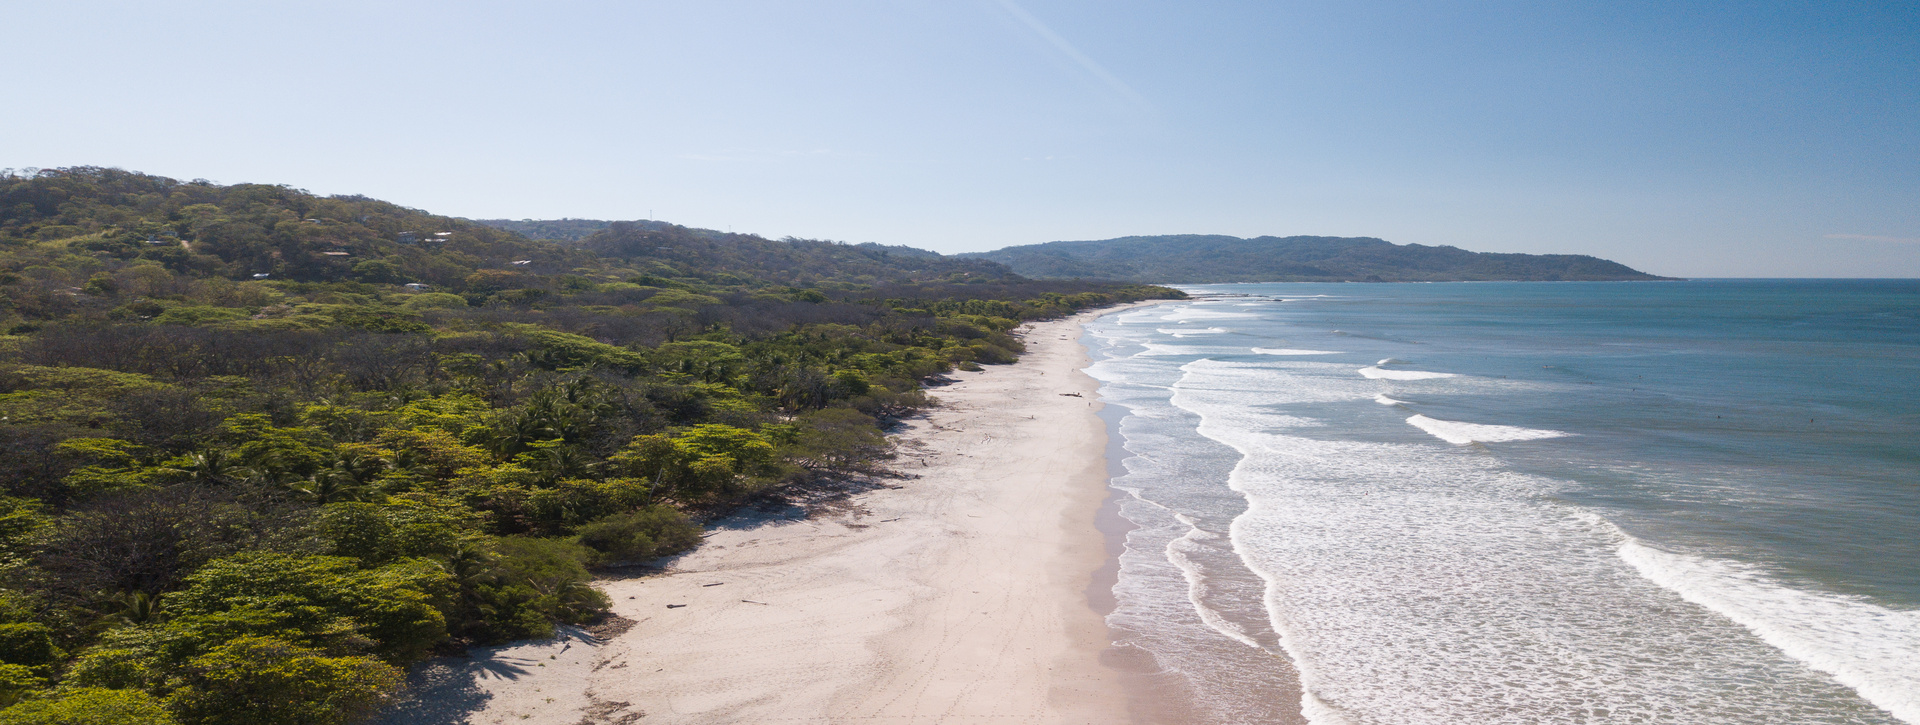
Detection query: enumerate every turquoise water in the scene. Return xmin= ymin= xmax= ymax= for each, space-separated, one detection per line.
xmin=1085 ymin=281 xmax=1919 ymax=724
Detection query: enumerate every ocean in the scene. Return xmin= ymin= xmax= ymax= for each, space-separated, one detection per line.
xmin=1083 ymin=280 xmax=1920 ymax=725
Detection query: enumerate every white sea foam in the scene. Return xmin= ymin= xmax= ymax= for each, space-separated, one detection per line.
xmin=1134 ymin=342 xmax=1249 ymax=357
xmin=1157 ymin=326 xmax=1230 ymax=337
xmin=1089 ymin=302 xmax=1900 ymax=725
xmin=1619 ymin=541 xmax=1920 ymax=724
xmin=1113 ymin=311 xmax=1165 ymax=325
xmin=1167 ymin=514 xmax=1262 ymax=649
xmin=1357 ymin=366 xmax=1457 ymax=380
xmin=1252 ymin=348 xmax=1340 ymax=356
xmin=1405 ymin=414 xmax=1569 ymax=444
xmin=1300 ymin=690 xmax=1361 ymax=725
xmin=1377 ymin=358 xmax=1407 ymax=365
xmin=1161 ymin=357 xmax=1889 ymax=724
xmin=1088 ymin=333 xmax=1308 ymax=724
xmin=1160 ymin=306 xmax=1256 ymax=322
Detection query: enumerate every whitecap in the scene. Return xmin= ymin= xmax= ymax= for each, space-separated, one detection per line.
xmin=1358 ymin=366 xmax=1456 ymax=380
xmin=1377 ymin=358 xmax=1408 ymax=366
xmin=1161 ymin=307 xmax=1257 ymax=322
xmin=1405 ymin=414 xmax=1568 ymax=444
xmin=1619 ymin=541 xmax=1920 ymax=724
xmin=1113 ymin=311 xmax=1165 ymax=325
xmin=1253 ymin=348 xmax=1341 ymax=356
xmin=1159 ymin=327 xmax=1231 ymax=337
xmin=1374 ymin=394 xmax=1408 ymax=406
xmin=1135 ymin=343 xmax=1249 ymax=358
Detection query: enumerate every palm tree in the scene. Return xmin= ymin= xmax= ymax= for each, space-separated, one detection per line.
xmin=159 ymin=449 xmax=254 ymax=486
xmin=111 ymin=590 xmax=163 ymax=625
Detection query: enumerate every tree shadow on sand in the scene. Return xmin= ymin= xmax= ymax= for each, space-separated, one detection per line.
xmin=370 ymin=626 xmax=598 ymax=725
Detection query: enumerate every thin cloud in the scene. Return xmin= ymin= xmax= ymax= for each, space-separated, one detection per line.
xmin=996 ymin=0 xmax=1149 ymax=108
xmin=1825 ymin=233 xmax=1920 ymax=244
xmin=677 ymin=148 xmax=852 ymax=162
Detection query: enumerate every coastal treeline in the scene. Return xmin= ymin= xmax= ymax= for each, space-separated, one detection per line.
xmin=0 ymin=167 xmax=1181 ymax=724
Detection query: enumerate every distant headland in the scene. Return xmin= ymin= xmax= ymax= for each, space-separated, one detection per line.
xmin=957 ymin=234 xmax=1675 ymax=283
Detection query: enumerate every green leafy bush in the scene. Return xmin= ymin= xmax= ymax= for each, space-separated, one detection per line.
xmin=0 ymin=688 xmax=176 ymax=725
xmin=574 ymin=505 xmax=702 ymax=562
xmin=459 ymin=538 xmax=606 ymax=643
xmin=168 ymin=553 xmax=451 ymax=663
xmin=167 ymin=636 xmax=401 ymax=725
xmin=397 ymin=292 xmax=465 ymax=311
xmin=0 ymin=625 xmax=59 ymax=669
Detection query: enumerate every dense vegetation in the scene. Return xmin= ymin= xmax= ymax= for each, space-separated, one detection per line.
xmin=963 ymin=234 xmax=1673 ymax=282
xmin=0 ymin=167 xmax=1180 ymax=724
xmin=472 ymin=218 xmax=952 ymax=267
xmin=469 ymin=218 xmax=619 ymax=243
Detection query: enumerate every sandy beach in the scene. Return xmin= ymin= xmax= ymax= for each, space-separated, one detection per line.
xmin=380 ymin=304 xmax=1159 ymax=725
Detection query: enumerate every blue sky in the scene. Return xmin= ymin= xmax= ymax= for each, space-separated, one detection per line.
xmin=6 ymin=0 xmax=1916 ymax=277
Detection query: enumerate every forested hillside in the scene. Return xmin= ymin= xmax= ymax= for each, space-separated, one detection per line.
xmin=0 ymin=167 xmax=1179 ymax=724
xmin=965 ymin=234 xmax=1672 ymax=282
xmin=472 ymin=218 xmax=992 ymax=284
xmin=469 ymin=218 xmax=618 ymax=243
xmin=566 ymin=222 xmax=1014 ymax=286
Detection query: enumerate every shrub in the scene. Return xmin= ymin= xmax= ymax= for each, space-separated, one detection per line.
xmin=398 ymin=293 xmax=465 ymax=311
xmin=151 ymin=307 xmax=248 ymax=326
xmin=0 ymin=665 xmax=42 ymax=709
xmin=0 ymin=688 xmax=176 ymax=725
xmin=574 ymin=505 xmax=702 ymax=563
xmin=0 ymin=625 xmax=58 ymax=668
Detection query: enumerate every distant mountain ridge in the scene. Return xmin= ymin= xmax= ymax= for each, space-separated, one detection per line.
xmin=471 ymin=220 xmax=1670 ymax=283
xmin=960 ymin=234 xmax=1671 ymax=282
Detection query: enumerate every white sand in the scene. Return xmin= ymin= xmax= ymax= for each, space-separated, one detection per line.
xmin=386 ymin=305 xmax=1155 ymax=724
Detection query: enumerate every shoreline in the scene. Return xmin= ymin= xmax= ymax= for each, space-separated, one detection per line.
xmin=381 ymin=301 xmax=1172 ymax=724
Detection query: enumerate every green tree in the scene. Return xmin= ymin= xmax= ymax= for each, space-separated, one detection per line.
xmin=608 ymin=425 xmax=775 ymax=504
xmin=309 ymin=498 xmax=477 ymax=565
xmin=168 ymin=553 xmax=451 ymax=663
xmin=167 ymin=636 xmax=401 ymax=725
xmin=347 ymin=260 xmax=406 ymax=284
xmin=459 ymin=538 xmax=605 ymax=642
